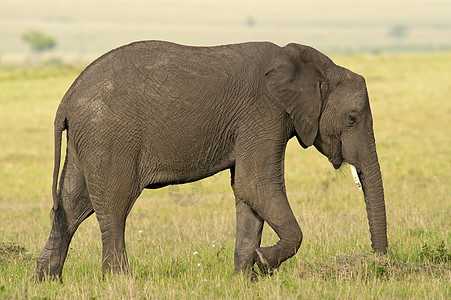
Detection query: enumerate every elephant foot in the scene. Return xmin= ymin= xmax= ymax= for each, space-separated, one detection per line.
xmin=33 ymin=248 xmax=65 ymax=283
xmin=31 ymin=267 xmax=62 ymax=283
xmin=31 ymin=273 xmax=61 ymax=283
xmin=101 ymin=268 xmax=133 ymax=281
xmin=101 ymin=256 xmax=132 ymax=279
xmin=233 ymin=266 xmax=260 ymax=282
xmin=254 ymin=246 xmax=281 ymax=275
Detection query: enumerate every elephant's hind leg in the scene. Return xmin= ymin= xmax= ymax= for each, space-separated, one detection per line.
xmin=34 ymin=158 xmax=93 ymax=282
xmin=94 ymin=209 xmax=132 ymax=276
xmin=86 ymin=161 xmax=142 ymax=277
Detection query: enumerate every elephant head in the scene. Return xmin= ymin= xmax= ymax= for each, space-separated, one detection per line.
xmin=265 ymin=43 xmax=388 ymax=253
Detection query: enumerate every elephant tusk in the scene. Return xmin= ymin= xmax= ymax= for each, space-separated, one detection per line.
xmin=350 ymin=165 xmax=362 ymax=191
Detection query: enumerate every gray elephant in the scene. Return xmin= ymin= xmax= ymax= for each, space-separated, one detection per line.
xmin=34 ymin=41 xmax=387 ymax=281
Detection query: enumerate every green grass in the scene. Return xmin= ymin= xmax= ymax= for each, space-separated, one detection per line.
xmin=0 ymin=52 xmax=450 ymax=298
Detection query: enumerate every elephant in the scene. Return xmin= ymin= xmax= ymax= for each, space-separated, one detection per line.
xmin=34 ymin=40 xmax=387 ymax=281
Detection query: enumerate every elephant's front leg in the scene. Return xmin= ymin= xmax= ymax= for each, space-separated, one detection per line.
xmin=234 ymin=199 xmax=264 ymax=276
xmin=234 ymin=152 xmax=303 ymax=275
xmin=252 ymin=191 xmax=303 ymax=275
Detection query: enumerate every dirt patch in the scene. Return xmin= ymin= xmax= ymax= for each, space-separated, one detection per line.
xmin=0 ymin=242 xmax=33 ymax=263
xmin=299 ymin=253 xmax=450 ymax=281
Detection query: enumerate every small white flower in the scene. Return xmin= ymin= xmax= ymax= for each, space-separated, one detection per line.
xmin=212 ymin=244 xmax=216 ymax=248
xmin=138 ymin=230 xmax=143 ymax=234
xmin=193 ymin=251 xmax=198 ymax=255
xmin=197 ymin=263 xmax=201 ymax=267
xmin=204 ymin=279 xmax=208 ymax=282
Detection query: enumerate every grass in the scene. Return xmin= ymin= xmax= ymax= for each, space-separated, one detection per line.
xmin=0 ymin=52 xmax=450 ymax=298
xmin=2 ymin=0 xmax=451 ymax=64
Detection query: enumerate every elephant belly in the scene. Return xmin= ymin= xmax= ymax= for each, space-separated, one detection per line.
xmin=139 ymin=129 xmax=236 ymax=188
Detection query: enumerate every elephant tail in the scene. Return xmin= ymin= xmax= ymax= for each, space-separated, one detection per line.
xmin=52 ymin=105 xmax=67 ymax=212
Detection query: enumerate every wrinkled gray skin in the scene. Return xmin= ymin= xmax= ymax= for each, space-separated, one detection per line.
xmin=34 ymin=41 xmax=387 ymax=281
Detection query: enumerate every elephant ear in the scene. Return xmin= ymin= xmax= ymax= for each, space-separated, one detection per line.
xmin=265 ymin=43 xmax=326 ymax=148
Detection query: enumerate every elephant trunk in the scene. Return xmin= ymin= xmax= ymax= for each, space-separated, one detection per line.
xmin=359 ymin=140 xmax=388 ymax=254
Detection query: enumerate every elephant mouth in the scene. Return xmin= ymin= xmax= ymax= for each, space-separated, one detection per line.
xmin=329 ymin=153 xmax=343 ymax=169
xmin=328 ymin=138 xmax=343 ymax=169
xmin=314 ymin=136 xmax=343 ymax=169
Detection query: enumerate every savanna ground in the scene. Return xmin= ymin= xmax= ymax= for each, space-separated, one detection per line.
xmin=2 ymin=0 xmax=451 ymax=64
xmin=0 ymin=49 xmax=450 ymax=298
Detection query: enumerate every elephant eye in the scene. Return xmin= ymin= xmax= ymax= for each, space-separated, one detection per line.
xmin=345 ymin=114 xmax=357 ymax=126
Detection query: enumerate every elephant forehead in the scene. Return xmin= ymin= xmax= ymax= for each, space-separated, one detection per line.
xmin=329 ymin=67 xmax=366 ymax=88
xmin=332 ymin=81 xmax=366 ymax=99
xmin=325 ymin=83 xmax=368 ymax=113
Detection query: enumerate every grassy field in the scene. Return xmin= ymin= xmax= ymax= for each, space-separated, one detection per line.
xmin=2 ymin=0 xmax=451 ymax=64
xmin=0 ymin=51 xmax=450 ymax=298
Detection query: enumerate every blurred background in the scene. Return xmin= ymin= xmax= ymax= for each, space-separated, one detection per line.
xmin=2 ymin=0 xmax=451 ymax=66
